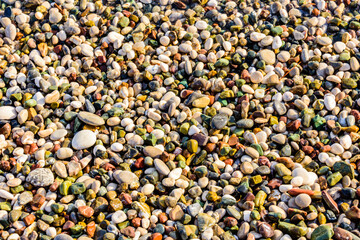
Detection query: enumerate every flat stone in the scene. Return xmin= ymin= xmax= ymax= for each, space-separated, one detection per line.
xmin=0 ymin=189 xmax=14 ymax=200
xmin=50 ymin=129 xmax=67 ymax=141
xmin=0 ymin=106 xmax=17 ymax=120
xmin=259 ymin=49 xmax=276 ymax=65
xmin=250 ymin=71 xmax=263 ymax=83
xmin=45 ymin=90 xmax=60 ymax=104
xmin=113 ymin=170 xmax=139 ymax=184
xmin=143 ymin=146 xmax=163 ymax=158
xmin=169 ymin=205 xmax=184 ymax=221
xmin=317 ymin=36 xmax=332 ymax=46
xmin=272 ymin=134 xmax=286 ymax=145
xmin=18 ymin=191 xmax=33 ymax=205
xmin=197 ymin=213 xmax=216 ymax=232
xmin=78 ymin=112 xmax=105 ymax=126
xmin=274 ymin=101 xmax=287 ymax=115
xmin=5 ymin=24 xmax=16 ymax=40
xmin=192 ymin=97 xmax=210 ymax=108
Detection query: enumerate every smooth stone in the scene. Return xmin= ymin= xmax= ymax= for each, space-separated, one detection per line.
xmin=45 ymin=90 xmax=60 ymax=104
xmin=277 ymin=51 xmax=291 ymax=62
xmin=67 ymin=161 xmax=81 ymax=177
xmin=274 ymin=101 xmax=287 ymax=115
xmin=331 ymin=143 xmax=344 ymax=155
xmin=0 ymin=106 xmax=17 ymax=120
xmin=245 ymin=147 xmax=260 ymax=159
xmin=72 ymin=130 xmax=97 ymax=150
xmin=18 ymin=191 xmax=33 ymax=205
xmin=317 ymin=36 xmax=332 ymax=46
xmin=5 ymin=24 xmax=16 ymax=40
xmin=154 ymin=159 xmax=170 ymax=175
xmin=112 ymin=210 xmax=127 ymax=224
xmin=324 ymin=94 xmax=336 ymax=111
xmin=53 ymin=161 xmax=68 ymax=178
xmin=340 ymin=135 xmax=352 ymax=150
xmin=54 ymin=234 xmax=73 ymax=240
xmin=50 ymin=129 xmax=67 ymax=141
xmin=49 ymin=9 xmax=63 ymax=24
xmin=311 ymin=225 xmax=334 ymax=240
xmin=143 ymin=146 xmax=163 ymax=158
xmin=272 ymin=134 xmax=286 ymax=145
xmin=78 ymin=112 xmax=105 ymax=126
xmin=56 ymin=148 xmax=74 ymax=159
xmin=250 ymin=71 xmax=263 ymax=83
xmin=334 ymin=42 xmax=346 ymax=53
xmin=259 ymin=49 xmax=276 ymax=65
xmin=7 ymin=178 xmax=21 ymax=187
xmin=113 ymin=170 xmax=139 ymax=184
xmin=295 ymin=194 xmax=312 ymax=208
xmin=0 ymin=190 xmax=14 ymax=200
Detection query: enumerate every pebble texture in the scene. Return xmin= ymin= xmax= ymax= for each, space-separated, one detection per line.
xmin=0 ymin=0 xmax=359 ymax=240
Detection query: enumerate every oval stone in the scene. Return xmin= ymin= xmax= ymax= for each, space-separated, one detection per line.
xmin=72 ymin=130 xmax=97 ymax=150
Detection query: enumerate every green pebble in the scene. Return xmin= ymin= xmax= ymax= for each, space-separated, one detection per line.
xmin=145 ymin=134 xmax=157 ymax=146
xmin=313 ymin=115 xmax=326 ymax=129
xmin=60 ymin=180 xmax=72 ymax=195
xmin=214 ymin=58 xmax=229 ymax=67
xmin=333 ymin=161 xmax=354 ymax=179
xmin=119 ymin=17 xmax=130 ymax=27
xmin=275 ymin=163 xmax=292 ymax=176
xmin=342 ymin=78 xmax=357 ymax=89
xmin=271 ymin=26 xmax=283 ymax=36
xmin=51 ymin=203 xmax=64 ymax=213
xmin=339 ymin=51 xmax=351 ymax=61
xmin=70 ymin=224 xmax=85 ymax=235
xmin=311 ymin=225 xmax=334 ymax=240
xmin=41 ymin=214 xmax=54 ymax=224
xmin=327 ymin=172 xmax=342 ymax=186
xmin=24 ymin=99 xmax=37 ymax=108
xmin=11 ymin=93 xmax=22 ymax=101
xmin=0 ymin=202 xmax=11 ymax=211
xmin=9 ymin=210 xmax=22 ymax=222
xmin=226 ymin=206 xmax=241 ymax=220
xmin=180 ymin=123 xmax=190 ymax=135
xmin=64 ymin=112 xmax=77 ymax=122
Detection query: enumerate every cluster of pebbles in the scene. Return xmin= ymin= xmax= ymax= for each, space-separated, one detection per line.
xmin=1 ymin=0 xmax=360 ymax=239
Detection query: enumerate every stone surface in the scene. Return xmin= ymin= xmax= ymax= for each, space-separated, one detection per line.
xmin=26 ymin=168 xmax=54 ymax=187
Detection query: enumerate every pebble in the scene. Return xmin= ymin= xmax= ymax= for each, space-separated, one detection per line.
xmin=113 ymin=170 xmax=139 ymax=184
xmin=0 ymin=106 xmax=17 ymax=120
xmin=295 ymin=194 xmax=312 ymax=208
xmin=78 ymin=112 xmax=105 ymax=126
xmin=26 ymin=168 xmax=54 ymax=187
xmin=56 ymin=148 xmax=74 ymax=159
xmin=259 ymin=49 xmax=276 ymax=65
xmin=154 ymin=159 xmax=170 ymax=175
xmin=72 ymin=130 xmax=97 ymax=150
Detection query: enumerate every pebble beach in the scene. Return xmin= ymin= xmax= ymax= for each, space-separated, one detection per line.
xmin=0 ymin=0 xmax=360 ymax=239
